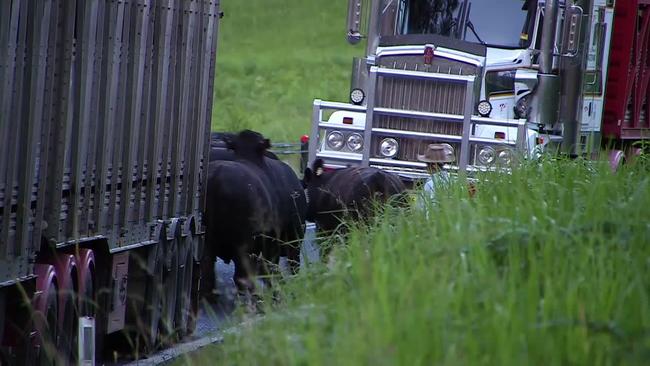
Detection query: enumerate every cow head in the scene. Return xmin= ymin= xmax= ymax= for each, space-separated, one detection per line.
xmin=227 ymin=130 xmax=272 ymax=163
xmin=302 ymin=159 xmax=328 ymax=221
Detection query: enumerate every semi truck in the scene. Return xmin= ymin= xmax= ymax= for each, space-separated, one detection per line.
xmin=307 ymin=0 xmax=650 ymax=179
xmin=0 ymin=0 xmax=220 ymax=363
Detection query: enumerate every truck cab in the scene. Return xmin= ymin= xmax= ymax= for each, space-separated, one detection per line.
xmin=307 ymin=0 xmax=617 ymax=179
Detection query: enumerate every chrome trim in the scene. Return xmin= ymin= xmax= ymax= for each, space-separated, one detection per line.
xmin=375 ymin=45 xmax=484 ymax=67
xmin=323 ymin=163 xmax=352 ymax=170
xmin=372 ymin=128 xmax=463 ymax=142
xmin=316 ymin=151 xmax=363 ymax=161
xmin=374 ymin=67 xmax=475 ymax=83
xmin=470 ymin=137 xmax=517 ymax=146
xmin=369 ymin=158 xmax=427 ymax=168
xmin=471 ymin=116 xmax=526 ymax=127
xmin=460 ymin=79 xmax=474 ymax=170
xmin=314 ymin=99 xmax=367 ymax=113
xmin=318 ymin=122 xmax=365 ymax=132
xmin=374 ymin=107 xmax=464 ymax=123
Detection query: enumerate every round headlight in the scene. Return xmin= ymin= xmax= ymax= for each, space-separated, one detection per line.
xmin=380 ymin=138 xmax=399 ymax=158
xmin=346 ymin=133 xmax=364 ymax=152
xmin=350 ymin=88 xmax=365 ymax=105
xmin=477 ymin=100 xmax=492 ymax=117
xmin=326 ymin=131 xmax=345 ymax=150
xmin=498 ymin=149 xmax=513 ymax=165
xmin=477 ymin=146 xmax=496 ymax=165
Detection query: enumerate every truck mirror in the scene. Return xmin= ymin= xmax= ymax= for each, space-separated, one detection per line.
xmin=347 ymin=0 xmax=365 ymax=44
xmin=561 ymin=5 xmax=584 ymax=57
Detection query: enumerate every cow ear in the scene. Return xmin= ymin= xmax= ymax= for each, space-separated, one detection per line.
xmin=313 ymin=159 xmax=326 ymax=177
xmin=312 ymin=158 xmax=324 ymax=171
xmin=263 ymin=138 xmax=271 ymax=149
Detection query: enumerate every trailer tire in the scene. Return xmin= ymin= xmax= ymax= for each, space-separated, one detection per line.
xmin=142 ymin=245 xmax=164 ymax=353
xmin=29 ymin=264 xmax=59 ymax=365
xmin=175 ymin=236 xmax=194 ymax=337
xmin=160 ymin=239 xmax=179 ymax=344
xmin=608 ymin=150 xmax=626 ymax=172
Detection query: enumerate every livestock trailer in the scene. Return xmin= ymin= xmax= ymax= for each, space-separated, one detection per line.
xmin=0 ymin=0 xmax=220 ymax=363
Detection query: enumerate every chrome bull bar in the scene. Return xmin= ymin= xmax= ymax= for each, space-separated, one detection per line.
xmin=308 ymin=66 xmax=528 ymax=176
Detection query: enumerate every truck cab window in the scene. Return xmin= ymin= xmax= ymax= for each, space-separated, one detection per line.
xmin=485 ymin=70 xmax=517 ymax=97
xmin=396 ymin=0 xmax=535 ymax=49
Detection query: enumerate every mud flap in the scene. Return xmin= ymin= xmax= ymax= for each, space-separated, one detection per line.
xmin=106 ymin=252 xmax=129 ymax=334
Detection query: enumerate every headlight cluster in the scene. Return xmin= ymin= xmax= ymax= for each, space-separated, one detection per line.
xmin=476 ymin=146 xmax=514 ymax=166
xmin=325 ymin=130 xmax=364 ymax=152
xmin=379 ymin=138 xmax=399 ymax=158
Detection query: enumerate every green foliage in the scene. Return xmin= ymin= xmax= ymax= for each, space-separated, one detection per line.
xmin=180 ymin=159 xmax=650 ymax=365
xmin=212 ymin=0 xmax=363 ymax=142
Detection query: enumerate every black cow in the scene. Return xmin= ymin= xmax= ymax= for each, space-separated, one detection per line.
xmin=201 ymin=130 xmax=307 ymax=302
xmin=225 ymin=130 xmax=307 ymax=274
xmin=302 ymin=159 xmax=407 ymax=235
xmin=201 ymin=160 xmax=281 ymax=299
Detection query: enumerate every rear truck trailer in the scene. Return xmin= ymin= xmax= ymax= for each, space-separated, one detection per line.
xmin=0 ymin=0 xmax=220 ymax=363
xmin=307 ymin=0 xmax=650 ymax=179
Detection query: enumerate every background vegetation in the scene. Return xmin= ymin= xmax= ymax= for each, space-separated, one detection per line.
xmin=212 ymin=0 xmax=363 ymax=141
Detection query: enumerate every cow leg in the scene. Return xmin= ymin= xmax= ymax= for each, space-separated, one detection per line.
xmin=286 ymin=244 xmax=301 ymax=275
xmin=199 ymin=245 xmax=217 ymax=303
xmin=256 ymin=237 xmax=280 ymax=288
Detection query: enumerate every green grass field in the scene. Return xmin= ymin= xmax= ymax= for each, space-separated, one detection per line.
xmin=212 ymin=0 xmax=363 ymax=142
xmin=180 ymin=158 xmax=649 ymax=365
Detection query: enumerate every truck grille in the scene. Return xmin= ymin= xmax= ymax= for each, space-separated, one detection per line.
xmin=371 ymin=56 xmax=476 ymax=164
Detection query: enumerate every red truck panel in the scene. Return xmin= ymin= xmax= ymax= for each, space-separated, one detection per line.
xmin=603 ymin=0 xmax=650 ymax=140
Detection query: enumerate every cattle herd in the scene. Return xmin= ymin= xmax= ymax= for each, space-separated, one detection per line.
xmin=201 ymin=130 xmax=408 ymax=302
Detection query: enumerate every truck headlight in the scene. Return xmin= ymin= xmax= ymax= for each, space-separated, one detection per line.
xmin=477 ymin=100 xmax=492 ymax=117
xmin=350 ymin=88 xmax=365 ymax=105
xmin=380 ymin=138 xmax=399 ymax=158
xmin=326 ymin=131 xmax=345 ymax=150
xmin=346 ymin=133 xmax=364 ymax=152
xmin=477 ymin=146 xmax=496 ymax=165
xmin=497 ymin=149 xmax=513 ymax=165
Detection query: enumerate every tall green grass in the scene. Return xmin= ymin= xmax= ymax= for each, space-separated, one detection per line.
xmin=212 ymin=0 xmax=363 ymax=141
xmin=179 ymin=158 xmax=650 ymax=365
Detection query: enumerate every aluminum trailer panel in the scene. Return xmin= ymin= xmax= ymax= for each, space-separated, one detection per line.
xmin=0 ymin=0 xmax=220 ymax=286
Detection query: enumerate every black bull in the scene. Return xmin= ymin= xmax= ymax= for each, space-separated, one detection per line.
xmin=303 ymin=159 xmax=407 ymax=234
xmin=201 ymin=131 xmax=307 ymax=297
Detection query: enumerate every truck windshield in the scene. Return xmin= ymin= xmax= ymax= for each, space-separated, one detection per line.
xmin=396 ymin=0 xmax=533 ymax=49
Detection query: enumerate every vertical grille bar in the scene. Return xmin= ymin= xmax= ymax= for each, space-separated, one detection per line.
xmin=460 ymin=80 xmax=474 ymax=171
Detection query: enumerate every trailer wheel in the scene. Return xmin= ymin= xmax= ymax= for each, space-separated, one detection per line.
xmin=29 ymin=264 xmax=59 ymax=365
xmin=608 ymin=149 xmax=626 ymax=172
xmin=160 ymin=240 xmax=179 ymax=344
xmin=142 ymin=246 xmax=164 ymax=352
xmin=175 ymin=236 xmax=194 ymax=337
